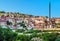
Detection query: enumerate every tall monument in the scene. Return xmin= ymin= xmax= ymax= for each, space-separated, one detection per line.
xmin=49 ymin=1 xmax=51 ymax=28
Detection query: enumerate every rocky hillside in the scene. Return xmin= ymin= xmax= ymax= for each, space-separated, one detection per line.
xmin=0 ymin=11 xmax=35 ymax=18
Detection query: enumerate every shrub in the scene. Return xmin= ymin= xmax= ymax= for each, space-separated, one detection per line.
xmin=0 ymin=26 xmax=18 ymax=41
xmin=17 ymin=32 xmax=42 ymax=41
xmin=55 ymin=35 xmax=60 ymax=41
xmin=16 ymin=29 xmax=25 ymax=33
xmin=25 ymin=30 xmax=41 ymax=33
xmin=42 ymin=33 xmax=57 ymax=41
xmin=17 ymin=34 xmax=31 ymax=41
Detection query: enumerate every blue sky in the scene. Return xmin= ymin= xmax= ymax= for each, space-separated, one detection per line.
xmin=0 ymin=0 xmax=60 ymax=17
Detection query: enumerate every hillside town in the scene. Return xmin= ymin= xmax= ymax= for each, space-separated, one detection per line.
xmin=1 ymin=0 xmax=60 ymax=41
xmin=0 ymin=12 xmax=60 ymax=30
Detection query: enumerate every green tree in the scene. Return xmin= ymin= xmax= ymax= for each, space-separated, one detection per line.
xmin=42 ymin=33 xmax=57 ymax=41
xmin=0 ymin=25 xmax=18 ymax=41
xmin=18 ymin=21 xmax=27 ymax=30
xmin=55 ymin=35 xmax=60 ymax=41
xmin=0 ymin=11 xmax=5 ymax=13
xmin=6 ymin=21 xmax=12 ymax=25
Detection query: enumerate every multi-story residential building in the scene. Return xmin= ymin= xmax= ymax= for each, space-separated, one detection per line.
xmin=0 ymin=19 xmax=7 ymax=26
xmin=51 ymin=18 xmax=55 ymax=28
xmin=23 ymin=16 xmax=35 ymax=30
xmin=31 ymin=16 xmax=45 ymax=29
xmin=1 ymin=12 xmax=60 ymax=30
xmin=55 ymin=18 xmax=60 ymax=23
xmin=54 ymin=18 xmax=60 ymax=28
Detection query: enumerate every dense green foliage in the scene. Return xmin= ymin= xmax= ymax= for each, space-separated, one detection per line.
xmin=0 ymin=26 xmax=18 ymax=41
xmin=42 ymin=33 xmax=58 ymax=41
xmin=17 ymin=32 xmax=41 ymax=41
xmin=55 ymin=35 xmax=60 ymax=41
xmin=16 ymin=29 xmax=41 ymax=33
xmin=25 ymin=30 xmax=41 ymax=33
xmin=0 ymin=25 xmax=60 ymax=41
xmin=16 ymin=29 xmax=25 ymax=33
